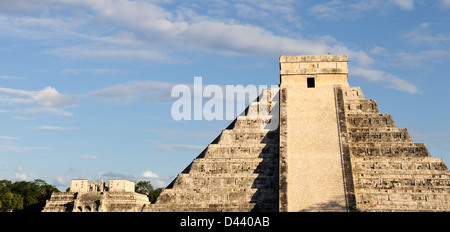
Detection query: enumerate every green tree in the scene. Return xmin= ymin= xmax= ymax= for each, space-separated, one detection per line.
xmin=0 ymin=179 xmax=59 ymax=212
xmin=135 ymin=181 xmax=162 ymax=203
xmin=0 ymin=187 xmax=23 ymax=212
xmin=149 ymin=188 xmax=162 ymax=203
xmin=135 ymin=181 xmax=154 ymax=195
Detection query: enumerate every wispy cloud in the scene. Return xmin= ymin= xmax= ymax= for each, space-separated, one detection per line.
xmin=0 ymin=75 xmax=25 ymax=80
xmin=0 ymin=136 xmax=19 ymax=141
xmin=0 ymin=86 xmax=76 ymax=107
xmin=351 ymin=67 xmax=419 ymax=94
xmin=141 ymin=170 xmax=159 ymax=178
xmin=0 ymin=0 xmax=361 ymax=62
xmin=0 ymin=0 xmax=421 ymax=94
xmin=60 ymin=68 xmax=130 ymax=75
xmin=153 ymin=144 xmax=205 ymax=153
xmin=86 ymin=80 xmax=179 ymax=104
xmin=309 ymin=0 xmax=414 ymax=20
xmin=33 ymin=125 xmax=79 ymax=131
xmin=389 ymin=22 xmax=450 ymax=68
xmin=0 ymin=144 xmax=51 ymax=152
xmin=409 ymin=130 xmax=450 ymax=152
xmin=0 ymin=145 xmax=32 ymax=152
xmin=80 ymin=155 xmax=98 ymax=160
xmin=14 ymin=172 xmax=30 ymax=181
xmin=48 ymin=45 xmax=172 ymax=62
xmin=403 ymin=22 xmax=450 ymax=46
xmin=439 ymin=0 xmax=450 ymax=9
xmin=0 ymin=86 xmax=77 ymax=117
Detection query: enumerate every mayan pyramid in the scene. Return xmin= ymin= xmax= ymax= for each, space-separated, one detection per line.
xmin=143 ymin=55 xmax=450 ymax=212
xmin=43 ymin=55 xmax=450 ymax=212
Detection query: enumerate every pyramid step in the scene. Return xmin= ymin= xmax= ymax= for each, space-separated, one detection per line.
xmin=204 ymin=144 xmax=279 ymax=158
xmin=344 ymin=99 xmax=379 ymax=114
xmin=205 ymin=152 xmax=278 ymax=159
xmin=356 ymin=192 xmax=450 ymax=210
xmin=342 ymin=87 xmax=365 ymax=100
xmin=352 ymin=157 xmax=449 ymax=169
xmin=143 ymin=203 xmax=258 ymax=212
xmin=217 ymin=130 xmax=279 ymax=145
xmin=346 ymin=114 xmax=396 ymax=128
xmin=244 ymin=102 xmax=276 ymax=117
xmin=189 ymin=158 xmax=279 ymax=174
xmin=349 ymin=143 xmax=430 ymax=158
xmin=153 ymin=188 xmax=277 ymax=205
xmin=232 ymin=118 xmax=272 ymax=129
xmin=172 ymin=173 xmax=278 ymax=189
xmin=354 ymin=175 xmax=450 ymax=189
xmin=348 ymin=128 xmax=413 ymax=143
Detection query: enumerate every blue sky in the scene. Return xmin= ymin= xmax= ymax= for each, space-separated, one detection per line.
xmin=0 ymin=0 xmax=449 ymax=190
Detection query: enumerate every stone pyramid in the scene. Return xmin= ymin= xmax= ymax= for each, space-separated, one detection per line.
xmin=143 ymin=88 xmax=280 ymax=212
xmin=144 ymin=55 xmax=450 ymax=212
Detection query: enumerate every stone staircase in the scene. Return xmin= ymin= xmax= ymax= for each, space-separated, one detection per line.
xmin=42 ymin=192 xmax=76 ymax=212
xmin=342 ymin=87 xmax=450 ymax=212
xmin=143 ymin=88 xmax=280 ymax=212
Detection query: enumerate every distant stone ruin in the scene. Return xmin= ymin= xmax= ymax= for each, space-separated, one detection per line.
xmin=43 ymin=55 xmax=450 ymax=212
xmin=42 ymin=179 xmax=149 ymax=212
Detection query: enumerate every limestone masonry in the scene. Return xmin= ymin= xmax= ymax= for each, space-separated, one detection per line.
xmin=42 ymin=179 xmax=149 ymax=212
xmin=43 ymin=55 xmax=450 ymax=212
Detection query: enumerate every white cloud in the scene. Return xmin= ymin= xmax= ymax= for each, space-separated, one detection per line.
xmin=153 ymin=144 xmax=205 ymax=153
xmin=54 ymin=176 xmax=70 ymax=188
xmin=391 ymin=0 xmax=414 ymax=10
xmin=32 ymin=87 xmax=74 ymax=107
xmin=34 ymin=125 xmax=79 ymax=131
xmin=60 ymin=68 xmax=128 ymax=75
xmin=391 ymin=50 xmax=450 ymax=68
xmin=80 ymin=155 xmax=98 ymax=160
xmin=0 ymin=0 xmax=420 ymax=94
xmin=0 ymin=145 xmax=34 ymax=152
xmin=370 ymin=46 xmax=387 ymax=55
xmin=0 ymin=136 xmax=19 ymax=141
xmin=151 ymin=179 xmax=168 ymax=189
xmin=141 ymin=170 xmax=159 ymax=178
xmin=351 ymin=67 xmax=419 ymax=94
xmin=0 ymin=86 xmax=76 ymax=107
xmin=0 ymin=0 xmax=340 ymax=59
xmin=0 ymin=75 xmax=25 ymax=80
xmin=439 ymin=0 xmax=450 ymax=8
xmin=0 ymin=144 xmax=53 ymax=152
xmin=408 ymin=129 xmax=450 ymax=152
xmin=0 ymin=0 xmax=77 ymax=13
xmin=403 ymin=22 xmax=450 ymax=46
xmin=87 ymin=80 xmax=179 ymax=104
xmin=309 ymin=0 xmax=415 ymax=20
xmin=20 ymin=107 xmax=74 ymax=117
xmin=0 ymin=86 xmax=77 ymax=117
xmin=14 ymin=172 xmax=30 ymax=181
xmin=48 ymin=45 xmax=172 ymax=62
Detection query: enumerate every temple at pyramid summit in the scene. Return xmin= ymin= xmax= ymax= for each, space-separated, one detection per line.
xmin=43 ymin=55 xmax=450 ymax=212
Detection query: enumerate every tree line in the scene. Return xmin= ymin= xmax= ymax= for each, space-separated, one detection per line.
xmin=0 ymin=179 xmax=162 ymax=212
xmin=0 ymin=179 xmax=59 ymax=212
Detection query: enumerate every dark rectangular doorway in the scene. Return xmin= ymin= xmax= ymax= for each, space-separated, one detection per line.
xmin=307 ymin=77 xmax=315 ymax=88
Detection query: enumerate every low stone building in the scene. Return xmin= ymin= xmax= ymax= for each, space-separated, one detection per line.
xmin=42 ymin=179 xmax=149 ymax=212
